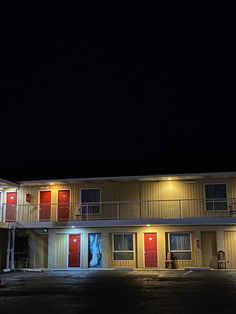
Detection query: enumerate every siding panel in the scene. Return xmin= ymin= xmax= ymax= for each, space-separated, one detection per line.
xmin=224 ymin=231 xmax=236 ymax=269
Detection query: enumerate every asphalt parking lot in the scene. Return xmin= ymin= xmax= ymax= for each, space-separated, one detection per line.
xmin=1 ymin=269 xmax=236 ymax=314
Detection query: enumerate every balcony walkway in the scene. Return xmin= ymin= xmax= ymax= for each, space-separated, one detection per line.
xmin=1 ymin=199 xmax=236 ymax=227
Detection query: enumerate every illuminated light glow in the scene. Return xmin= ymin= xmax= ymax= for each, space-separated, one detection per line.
xmin=71 ymin=226 xmax=75 ymax=229
xmin=146 ymin=224 xmax=150 ymax=227
xmin=167 ymin=177 xmax=172 ymax=181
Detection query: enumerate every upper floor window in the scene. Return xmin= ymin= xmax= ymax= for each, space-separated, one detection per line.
xmin=205 ymin=184 xmax=227 ymax=210
xmin=81 ymin=189 xmax=101 ymax=214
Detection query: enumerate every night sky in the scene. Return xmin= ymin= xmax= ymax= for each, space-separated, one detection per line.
xmin=1 ymin=3 xmax=236 ymax=181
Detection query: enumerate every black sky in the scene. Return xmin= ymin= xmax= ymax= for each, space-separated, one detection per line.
xmin=1 ymin=3 xmax=236 ymax=181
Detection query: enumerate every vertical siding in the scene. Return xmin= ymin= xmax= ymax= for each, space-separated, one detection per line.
xmin=228 ymin=177 xmax=236 ymax=199
xmin=15 ymin=176 xmax=236 ymax=222
xmin=140 ymin=182 xmax=160 ymax=200
xmin=224 ymin=231 xmax=236 ymax=269
xmin=118 ymin=182 xmax=140 ymax=201
xmin=34 ymin=234 xmax=48 ymax=268
xmin=140 ymin=180 xmax=205 ymax=218
xmin=55 ymin=234 xmax=68 ymax=268
xmin=13 ymin=177 xmax=236 ymax=205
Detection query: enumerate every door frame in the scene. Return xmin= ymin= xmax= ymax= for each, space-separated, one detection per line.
xmin=143 ymin=232 xmax=158 ymax=268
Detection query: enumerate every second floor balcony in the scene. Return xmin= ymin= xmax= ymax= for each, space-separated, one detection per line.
xmin=1 ymin=198 xmax=236 ymax=224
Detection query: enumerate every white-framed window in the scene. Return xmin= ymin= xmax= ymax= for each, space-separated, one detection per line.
xmin=113 ymin=233 xmax=134 ymax=260
xmin=205 ymin=183 xmax=227 ymax=210
xmin=81 ymin=188 xmax=101 ymax=214
xmin=169 ymin=233 xmax=192 ymax=260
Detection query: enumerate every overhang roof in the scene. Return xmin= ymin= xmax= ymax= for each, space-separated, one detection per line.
xmin=16 ymin=171 xmax=236 ymax=186
xmin=0 ymin=178 xmax=19 ymax=189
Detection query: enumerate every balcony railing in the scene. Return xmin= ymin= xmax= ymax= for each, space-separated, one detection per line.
xmin=1 ymin=198 xmax=236 ymax=223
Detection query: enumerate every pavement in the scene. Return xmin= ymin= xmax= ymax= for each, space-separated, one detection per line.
xmin=1 ymin=269 xmax=236 ymax=314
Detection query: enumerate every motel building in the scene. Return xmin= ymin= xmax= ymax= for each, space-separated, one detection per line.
xmin=1 ymin=172 xmax=236 ymax=271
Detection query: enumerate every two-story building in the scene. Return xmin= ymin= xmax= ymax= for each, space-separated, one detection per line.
xmin=1 ymin=171 xmax=236 ymax=271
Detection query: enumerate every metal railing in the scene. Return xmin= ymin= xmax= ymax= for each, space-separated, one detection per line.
xmin=1 ymin=198 xmax=236 ymax=223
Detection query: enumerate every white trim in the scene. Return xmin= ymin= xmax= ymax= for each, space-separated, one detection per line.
xmin=38 ymin=189 xmax=52 ymax=222
xmin=56 ymin=188 xmax=71 ymax=221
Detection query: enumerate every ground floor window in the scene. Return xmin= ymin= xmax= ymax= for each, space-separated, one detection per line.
xmin=113 ymin=233 xmax=133 ymax=260
xmin=169 ymin=233 xmax=191 ymax=260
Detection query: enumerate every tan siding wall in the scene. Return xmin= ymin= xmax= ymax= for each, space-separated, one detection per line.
xmin=16 ymin=177 xmax=236 ymax=204
xmin=140 ymin=182 xmax=160 ymax=200
xmin=14 ymin=177 xmax=236 ymax=221
xmin=224 ymin=231 xmax=236 ymax=269
xmin=34 ymin=234 xmax=48 ymax=268
xmin=227 ymin=177 xmax=236 ymax=199
xmin=50 ymin=227 xmax=199 ymax=270
xmin=11 ymin=177 xmax=236 ymax=205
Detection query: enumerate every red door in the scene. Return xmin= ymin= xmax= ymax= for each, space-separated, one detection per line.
xmin=144 ymin=233 xmax=157 ymax=267
xmin=69 ymin=234 xmax=80 ymax=267
xmin=58 ymin=190 xmax=70 ymax=221
xmin=6 ymin=192 xmax=17 ymax=222
xmin=39 ymin=191 xmax=51 ymax=221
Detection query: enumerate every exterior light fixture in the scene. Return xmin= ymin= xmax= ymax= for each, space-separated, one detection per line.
xmin=71 ymin=226 xmax=75 ymax=229
xmin=43 ymin=228 xmax=48 ymax=233
xmin=146 ymin=224 xmax=150 ymax=227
